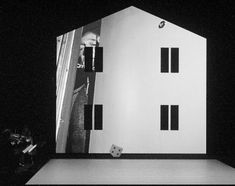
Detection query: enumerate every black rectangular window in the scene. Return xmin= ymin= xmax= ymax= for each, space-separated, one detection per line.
xmin=171 ymin=48 xmax=179 ymax=73
xmin=94 ymin=47 xmax=103 ymax=72
xmin=94 ymin=105 xmax=103 ymax=130
xmin=171 ymin=105 xmax=179 ymax=130
xmin=160 ymin=105 xmax=169 ymax=130
xmin=84 ymin=104 xmax=93 ymax=130
xmin=84 ymin=47 xmax=93 ymax=72
xmin=161 ymin=48 xmax=169 ymax=73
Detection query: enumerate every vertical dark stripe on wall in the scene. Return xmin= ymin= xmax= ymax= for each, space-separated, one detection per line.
xmin=171 ymin=105 xmax=179 ymax=130
xmin=161 ymin=105 xmax=169 ymax=130
xmin=84 ymin=104 xmax=93 ymax=130
xmin=161 ymin=48 xmax=169 ymax=73
xmin=95 ymin=105 xmax=103 ymax=130
xmin=84 ymin=47 xmax=93 ymax=72
xmin=171 ymin=48 xmax=179 ymax=73
xmin=95 ymin=47 xmax=103 ymax=72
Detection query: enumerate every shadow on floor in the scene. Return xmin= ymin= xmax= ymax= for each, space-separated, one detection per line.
xmin=0 ymin=158 xmax=48 ymax=186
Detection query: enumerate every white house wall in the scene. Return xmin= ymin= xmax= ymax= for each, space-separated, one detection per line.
xmin=89 ymin=7 xmax=206 ymax=153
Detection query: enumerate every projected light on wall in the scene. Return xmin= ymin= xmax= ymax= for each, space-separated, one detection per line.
xmin=56 ymin=6 xmax=206 ymax=154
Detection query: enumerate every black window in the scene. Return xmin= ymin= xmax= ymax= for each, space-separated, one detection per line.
xmin=84 ymin=104 xmax=103 ymax=130
xmin=170 ymin=105 xmax=179 ymax=130
xmin=160 ymin=105 xmax=179 ymax=130
xmin=161 ymin=48 xmax=169 ymax=73
xmin=171 ymin=48 xmax=179 ymax=73
xmin=160 ymin=48 xmax=179 ymax=73
xmin=160 ymin=105 xmax=169 ymax=130
xmin=85 ymin=47 xmax=103 ymax=72
xmin=94 ymin=105 xmax=103 ymax=130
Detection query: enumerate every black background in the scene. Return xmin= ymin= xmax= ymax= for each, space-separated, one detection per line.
xmin=1 ymin=0 xmax=235 ymax=166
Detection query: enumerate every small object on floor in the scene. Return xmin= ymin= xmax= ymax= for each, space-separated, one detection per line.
xmin=22 ymin=144 xmax=33 ymax=154
xmin=110 ymin=144 xmax=123 ymax=158
xmin=28 ymin=144 xmax=37 ymax=153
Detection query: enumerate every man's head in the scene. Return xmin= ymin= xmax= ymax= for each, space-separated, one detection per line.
xmin=79 ymin=31 xmax=100 ymax=65
xmin=82 ymin=31 xmax=99 ymax=46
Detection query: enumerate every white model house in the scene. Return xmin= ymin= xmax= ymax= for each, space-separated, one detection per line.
xmin=56 ymin=6 xmax=206 ymax=154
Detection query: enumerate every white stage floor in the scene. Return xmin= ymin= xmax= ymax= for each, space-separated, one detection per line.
xmin=27 ymin=159 xmax=235 ymax=185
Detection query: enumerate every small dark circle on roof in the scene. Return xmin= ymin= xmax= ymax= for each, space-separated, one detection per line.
xmin=159 ymin=21 xmax=165 ymax=28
